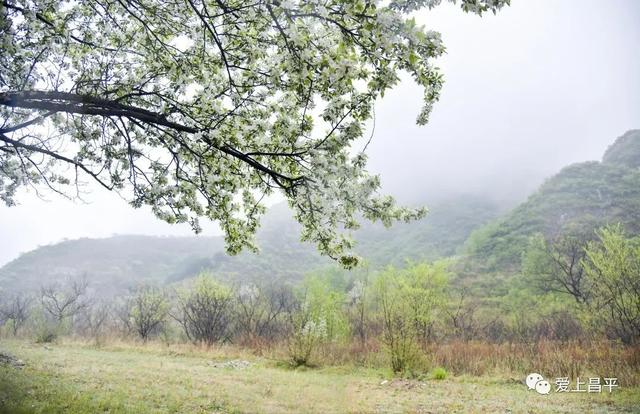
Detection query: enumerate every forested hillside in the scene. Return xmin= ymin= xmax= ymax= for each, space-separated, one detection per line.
xmin=0 ymin=196 xmax=503 ymax=296
xmin=464 ymin=129 xmax=640 ymax=271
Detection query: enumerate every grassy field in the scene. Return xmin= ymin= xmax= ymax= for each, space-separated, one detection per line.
xmin=1 ymin=340 xmax=639 ymax=414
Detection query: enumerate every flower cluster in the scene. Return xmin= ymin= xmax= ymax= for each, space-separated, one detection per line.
xmin=1 ymin=0 xmax=505 ymax=264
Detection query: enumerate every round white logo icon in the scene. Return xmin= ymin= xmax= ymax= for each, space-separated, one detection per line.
xmin=526 ymin=373 xmax=550 ymax=395
xmin=526 ymin=373 xmax=544 ymax=390
xmin=535 ymin=380 xmax=551 ymax=395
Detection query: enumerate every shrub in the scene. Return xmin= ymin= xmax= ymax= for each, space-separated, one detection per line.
xmin=173 ymin=275 xmax=232 ymax=346
xmin=32 ymin=312 xmax=59 ymax=343
xmin=288 ymin=316 xmax=328 ymax=367
xmin=287 ymin=275 xmax=349 ymax=367
xmin=583 ymin=225 xmax=640 ymax=345
xmin=128 ymin=286 xmax=168 ymax=341
xmin=35 ymin=329 xmax=57 ymax=343
xmin=432 ymin=367 xmax=448 ymax=380
xmin=374 ymin=262 xmax=449 ymax=373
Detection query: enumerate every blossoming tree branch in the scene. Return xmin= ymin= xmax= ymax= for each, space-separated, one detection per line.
xmin=0 ymin=0 xmax=508 ymax=266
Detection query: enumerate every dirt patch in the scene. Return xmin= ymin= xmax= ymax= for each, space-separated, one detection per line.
xmin=379 ymin=378 xmax=427 ymax=391
xmin=0 ymin=351 xmax=25 ymax=369
xmin=208 ymin=359 xmax=251 ymax=369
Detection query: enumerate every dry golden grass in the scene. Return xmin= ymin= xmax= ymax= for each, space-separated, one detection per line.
xmin=428 ymin=340 xmax=640 ymax=386
xmin=281 ymin=338 xmax=640 ymax=387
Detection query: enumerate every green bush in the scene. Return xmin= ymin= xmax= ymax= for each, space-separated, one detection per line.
xmin=30 ymin=310 xmax=60 ymax=343
xmin=584 ymin=225 xmax=640 ymax=344
xmin=375 ymin=262 xmax=449 ymax=373
xmin=432 ymin=367 xmax=448 ymax=380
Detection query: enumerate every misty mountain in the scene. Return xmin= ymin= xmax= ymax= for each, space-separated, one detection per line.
xmin=3 ymin=130 xmax=638 ymax=295
xmin=464 ymin=129 xmax=640 ymax=271
xmin=0 ymin=196 xmax=504 ymax=296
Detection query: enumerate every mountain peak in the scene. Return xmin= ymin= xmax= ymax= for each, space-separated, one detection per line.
xmin=602 ymin=129 xmax=640 ymax=168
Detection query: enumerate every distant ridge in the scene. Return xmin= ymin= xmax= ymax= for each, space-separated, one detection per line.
xmin=0 ymin=197 xmax=502 ymax=296
xmin=3 ymin=130 xmax=637 ymax=295
xmin=464 ymin=130 xmax=640 ymax=271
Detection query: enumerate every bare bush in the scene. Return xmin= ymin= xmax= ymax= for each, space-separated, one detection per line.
xmin=0 ymin=294 xmax=31 ymax=336
xmin=128 ymin=287 xmax=168 ymax=342
xmin=77 ymin=301 xmax=112 ymax=343
xmin=172 ymin=276 xmax=232 ymax=346
xmin=235 ymin=283 xmax=293 ymax=344
xmin=445 ymin=290 xmax=479 ymax=341
xmin=41 ymin=278 xmax=88 ymax=323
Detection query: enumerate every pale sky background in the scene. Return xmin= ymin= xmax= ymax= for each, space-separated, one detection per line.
xmin=1 ymin=0 xmax=639 ymax=266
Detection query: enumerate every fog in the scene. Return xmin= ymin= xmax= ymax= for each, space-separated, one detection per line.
xmin=367 ymin=0 xmax=640 ymax=203
xmin=1 ymin=0 xmax=638 ymax=265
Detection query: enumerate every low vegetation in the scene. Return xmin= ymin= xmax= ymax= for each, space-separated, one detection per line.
xmin=1 ymin=225 xmax=639 ymax=378
xmin=1 ymin=339 xmax=638 ymax=414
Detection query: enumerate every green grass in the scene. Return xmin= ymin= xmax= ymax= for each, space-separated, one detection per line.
xmin=1 ymin=340 xmax=639 ymax=413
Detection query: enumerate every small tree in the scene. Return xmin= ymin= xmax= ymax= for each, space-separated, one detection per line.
xmin=129 ymin=287 xmax=168 ymax=342
xmin=402 ymin=262 xmax=449 ymax=344
xmin=78 ymin=301 xmax=112 ymax=344
xmin=375 ymin=262 xmax=449 ymax=373
xmin=301 ymin=275 xmax=348 ymax=341
xmin=114 ymin=299 xmax=134 ymax=336
xmin=287 ymin=299 xmax=328 ymax=367
xmin=0 ymin=294 xmax=31 ymax=336
xmin=445 ymin=289 xmax=479 ymax=341
xmin=523 ymin=230 xmax=592 ymax=304
xmin=347 ymin=276 xmax=370 ymax=348
xmin=234 ymin=283 xmax=292 ymax=344
xmin=40 ymin=278 xmax=89 ymax=323
xmin=287 ymin=276 xmax=347 ymax=366
xmin=172 ymin=275 xmax=232 ymax=346
xmin=375 ymin=270 xmax=418 ymax=373
xmin=583 ymin=225 xmax=640 ymax=344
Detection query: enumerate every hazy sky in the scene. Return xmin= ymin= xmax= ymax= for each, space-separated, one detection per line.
xmin=1 ymin=0 xmax=639 ymax=265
